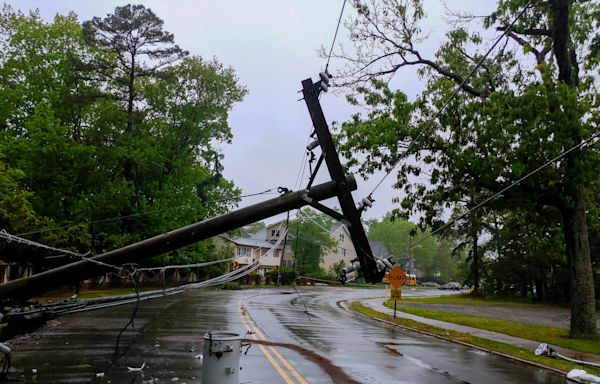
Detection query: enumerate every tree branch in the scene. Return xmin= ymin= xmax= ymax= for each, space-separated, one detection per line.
xmin=497 ymin=26 xmax=552 ymax=37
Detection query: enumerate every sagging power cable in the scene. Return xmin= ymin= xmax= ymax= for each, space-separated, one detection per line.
xmin=114 ymin=267 xmax=140 ymax=356
xmin=0 ymin=229 xmax=122 ymax=272
xmin=325 ymin=0 xmax=348 ymax=72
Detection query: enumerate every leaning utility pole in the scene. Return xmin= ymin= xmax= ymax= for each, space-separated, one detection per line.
xmin=300 ymin=75 xmax=385 ymax=284
xmin=0 ymin=178 xmax=354 ymax=301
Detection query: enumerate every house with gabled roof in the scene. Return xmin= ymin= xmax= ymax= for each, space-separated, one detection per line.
xmin=321 ymin=222 xmax=355 ymax=271
xmin=229 ymin=219 xmax=419 ymax=279
xmin=229 ymin=221 xmax=293 ymax=273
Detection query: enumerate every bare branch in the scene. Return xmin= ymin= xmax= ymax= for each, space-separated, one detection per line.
xmin=505 ymin=31 xmax=550 ymax=71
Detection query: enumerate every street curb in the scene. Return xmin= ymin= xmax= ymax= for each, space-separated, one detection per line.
xmin=339 ymin=299 xmax=567 ymax=376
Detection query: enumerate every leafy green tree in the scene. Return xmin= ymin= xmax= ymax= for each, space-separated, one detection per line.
xmin=0 ymin=160 xmax=40 ymax=234
xmin=333 ymin=0 xmax=599 ymax=335
xmin=240 ymin=221 xmax=267 ymax=237
xmin=289 ymin=208 xmax=336 ymax=276
xmin=329 ymin=260 xmax=346 ymax=278
xmin=486 ymin=208 xmax=568 ymax=301
xmin=83 ymin=4 xmax=187 ymax=133
xmin=0 ymin=6 xmax=96 ymax=133
xmin=367 ymin=213 xmax=461 ymax=282
xmin=0 ymin=5 xmax=245 ymax=273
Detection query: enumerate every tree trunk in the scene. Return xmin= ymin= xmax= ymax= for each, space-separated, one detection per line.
xmin=127 ymin=52 xmax=135 ymax=132
xmin=548 ymin=0 xmax=595 ymax=336
xmin=561 ymin=185 xmax=596 ymax=336
xmin=471 ymin=231 xmax=480 ymax=294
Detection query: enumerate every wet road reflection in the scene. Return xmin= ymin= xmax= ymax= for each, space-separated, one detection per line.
xmin=6 ymin=287 xmax=565 ymax=383
xmin=241 ymin=287 xmax=565 ymax=384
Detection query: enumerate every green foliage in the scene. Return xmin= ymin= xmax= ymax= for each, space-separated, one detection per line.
xmin=0 ymin=160 xmax=40 ymax=234
xmin=367 ymin=214 xmax=465 ymax=281
xmin=329 ymin=260 xmax=346 ymax=278
xmin=239 ymin=221 xmax=266 ymax=237
xmin=338 ymin=0 xmax=599 ymax=334
xmin=289 ymin=208 xmax=336 ymax=276
xmin=266 ymin=267 xmax=296 ymax=285
xmin=0 ymin=5 xmax=245 ymax=270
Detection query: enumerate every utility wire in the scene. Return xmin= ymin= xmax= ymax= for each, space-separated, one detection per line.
xmin=114 ymin=268 xmax=140 ymax=356
xmin=16 ymin=188 xmax=278 ymax=237
xmin=294 ymin=135 xmax=313 ymax=190
xmin=135 ymin=257 xmax=238 ymax=272
xmin=396 ymin=129 xmax=600 ymax=257
xmin=0 ymin=229 xmax=121 ymax=271
xmin=325 ymin=0 xmax=348 ymax=72
xmin=368 ymin=0 xmax=533 ymax=197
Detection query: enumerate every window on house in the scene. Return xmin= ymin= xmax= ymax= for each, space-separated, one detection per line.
xmin=339 ymin=233 xmax=345 ymax=242
xmin=237 ymin=247 xmax=248 ymax=256
xmin=271 ymin=229 xmax=280 ymax=238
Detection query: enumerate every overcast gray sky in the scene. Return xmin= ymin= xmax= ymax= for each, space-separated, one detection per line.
xmin=5 ymin=0 xmax=496 ymax=224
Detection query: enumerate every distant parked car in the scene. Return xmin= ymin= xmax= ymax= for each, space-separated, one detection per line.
xmin=420 ymin=281 xmax=440 ymax=288
xmin=439 ymin=282 xmax=462 ymax=290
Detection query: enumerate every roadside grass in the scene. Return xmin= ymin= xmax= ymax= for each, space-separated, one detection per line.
xmin=383 ymin=300 xmax=600 ymax=355
xmin=403 ymin=292 xmax=564 ymax=307
xmin=346 ymin=283 xmax=388 ymax=289
xmin=351 ymin=301 xmax=600 ymax=375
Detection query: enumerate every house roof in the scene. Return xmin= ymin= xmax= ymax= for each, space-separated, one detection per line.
xmin=369 ymin=240 xmax=392 ymax=259
xmin=232 ymin=228 xmax=286 ymax=249
xmin=233 ymin=237 xmax=273 ymax=248
xmin=253 ymin=228 xmax=267 ymax=240
xmin=330 ymin=222 xmax=344 ymax=234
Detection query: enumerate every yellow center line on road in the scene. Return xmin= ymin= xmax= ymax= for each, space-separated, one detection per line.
xmin=253 ymin=336 xmax=296 ymax=384
xmin=239 ymin=299 xmax=309 ymax=384
xmin=252 ymin=327 xmax=309 ymax=384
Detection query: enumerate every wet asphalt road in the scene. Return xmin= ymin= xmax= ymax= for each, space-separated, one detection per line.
xmin=6 ymin=287 xmax=565 ymax=383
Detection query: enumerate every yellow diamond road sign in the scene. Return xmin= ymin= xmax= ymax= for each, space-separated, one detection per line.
xmin=385 ymin=266 xmax=408 ymax=289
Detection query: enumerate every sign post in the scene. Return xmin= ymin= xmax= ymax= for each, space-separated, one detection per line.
xmin=385 ymin=266 xmax=408 ymax=319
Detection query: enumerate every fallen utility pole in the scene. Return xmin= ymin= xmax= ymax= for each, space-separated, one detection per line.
xmin=0 ymin=178 xmax=355 ymax=301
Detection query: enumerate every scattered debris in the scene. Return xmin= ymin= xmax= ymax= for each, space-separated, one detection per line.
xmin=96 ymin=372 xmax=105 ymax=378
xmin=31 ymin=368 xmax=37 ymax=375
xmin=566 ymin=369 xmax=600 ymax=383
xmin=127 ymin=362 xmax=146 ymax=372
